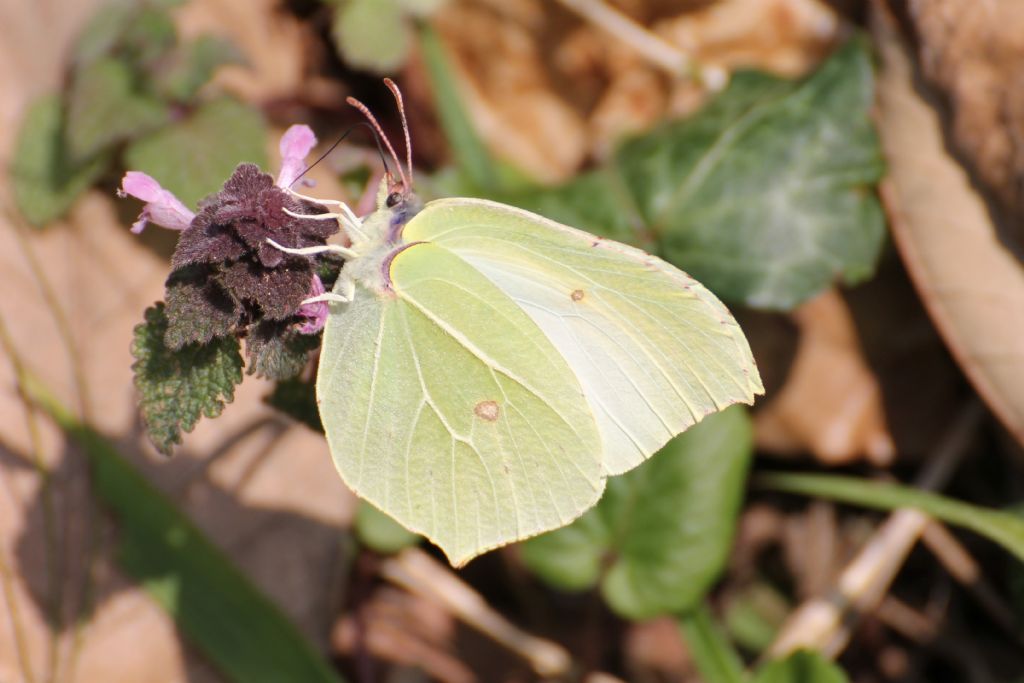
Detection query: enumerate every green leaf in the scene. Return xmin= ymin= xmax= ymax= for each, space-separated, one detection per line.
xmin=265 ymin=377 xmax=323 ymax=432
xmin=73 ymin=3 xmax=178 ymax=69
xmin=678 ymin=604 xmax=748 ymax=683
xmin=124 ymin=97 xmax=267 ymax=209
xmin=131 ymin=303 xmax=244 ymax=454
xmin=396 ymin=0 xmax=448 ymax=17
xmin=355 ymin=501 xmax=421 ymax=554
xmin=66 ymin=57 xmax=170 ymax=162
xmin=759 ymin=472 xmax=1024 ymax=564
xmin=616 ymin=38 xmax=885 ymax=309
xmin=752 ymin=650 xmax=848 ymax=683
xmin=245 ymin=322 xmax=320 ymax=381
xmin=25 ymin=377 xmax=345 ymax=683
xmin=723 ymin=583 xmax=789 ymax=653
xmin=332 ymin=0 xmax=410 ymax=73
xmin=10 ymin=94 xmax=109 ymax=226
xmin=155 ymin=36 xmax=243 ymax=103
xmin=164 ymin=268 xmax=241 ymax=349
xmin=522 ymin=406 xmax=753 ymax=619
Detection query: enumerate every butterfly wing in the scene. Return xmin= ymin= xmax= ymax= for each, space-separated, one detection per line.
xmin=403 ymin=198 xmax=764 ymax=475
xmin=317 ymin=241 xmax=604 ymax=566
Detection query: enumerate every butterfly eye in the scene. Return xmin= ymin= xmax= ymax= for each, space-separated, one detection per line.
xmin=386 ymin=192 xmax=403 ymax=208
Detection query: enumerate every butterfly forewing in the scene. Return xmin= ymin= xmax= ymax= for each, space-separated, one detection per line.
xmin=403 ymin=198 xmax=764 ymax=475
xmin=317 ymin=241 xmax=605 ymax=566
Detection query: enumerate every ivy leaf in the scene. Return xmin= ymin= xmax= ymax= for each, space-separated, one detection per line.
xmin=155 ymin=36 xmax=243 ymax=103
xmin=616 ymin=37 xmax=885 ymax=309
xmin=131 ymin=303 xmax=243 ymax=455
xmin=245 ymin=321 xmax=320 ymax=381
xmin=265 ymin=378 xmax=322 ymax=432
xmin=66 ymin=57 xmax=169 ymax=162
xmin=124 ymin=97 xmax=267 ymax=209
xmin=10 ymin=95 xmax=109 ymax=226
xmin=753 ymin=650 xmax=849 ymax=683
xmin=521 ymin=406 xmax=753 ymax=620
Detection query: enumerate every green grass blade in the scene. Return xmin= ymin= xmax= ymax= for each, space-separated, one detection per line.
xmin=418 ymin=21 xmax=498 ymax=191
xmin=27 ymin=376 xmax=345 ymax=683
xmin=760 ymin=472 xmax=1024 ymax=563
xmin=678 ymin=603 xmax=748 ymax=683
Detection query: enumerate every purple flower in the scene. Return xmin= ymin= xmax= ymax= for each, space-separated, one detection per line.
xmin=276 ymin=125 xmax=318 ymax=189
xmin=296 ymin=275 xmax=328 ymax=334
xmin=120 ymin=124 xmax=319 ymax=234
xmin=119 ymin=172 xmax=195 ymax=234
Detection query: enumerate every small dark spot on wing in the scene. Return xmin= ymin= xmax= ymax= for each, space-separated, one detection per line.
xmin=571 ymin=289 xmax=585 ymax=302
xmin=474 ymin=400 xmax=500 ymax=422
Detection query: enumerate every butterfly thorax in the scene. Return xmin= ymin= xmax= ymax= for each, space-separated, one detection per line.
xmin=343 ymin=184 xmax=423 ymax=295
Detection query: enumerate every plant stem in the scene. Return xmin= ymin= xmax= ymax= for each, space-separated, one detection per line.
xmin=0 ymin=311 xmax=59 ymax=683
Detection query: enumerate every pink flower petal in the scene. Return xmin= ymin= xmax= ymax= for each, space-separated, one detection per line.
xmin=296 ymin=274 xmax=329 ymax=334
xmin=276 ymin=124 xmax=318 ymax=189
xmin=119 ymin=172 xmax=195 ymax=233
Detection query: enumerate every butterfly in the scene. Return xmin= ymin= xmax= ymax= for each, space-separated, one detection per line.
xmin=273 ymin=80 xmax=763 ymax=566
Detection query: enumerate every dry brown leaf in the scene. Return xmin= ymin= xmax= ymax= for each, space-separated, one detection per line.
xmin=904 ymin=0 xmax=1024 ymax=219
xmin=873 ymin=0 xmax=1024 ymax=445
xmin=177 ymin=0 xmax=313 ymax=104
xmin=754 ymin=290 xmax=896 ymax=465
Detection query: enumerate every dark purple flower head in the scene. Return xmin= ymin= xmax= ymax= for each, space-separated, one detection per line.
xmin=120 ymin=125 xmax=341 ymax=350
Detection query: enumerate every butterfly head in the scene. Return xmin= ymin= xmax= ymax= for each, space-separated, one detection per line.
xmin=348 ymin=79 xmax=422 ymax=235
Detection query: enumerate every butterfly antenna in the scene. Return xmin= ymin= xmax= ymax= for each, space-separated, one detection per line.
xmin=383 ymin=78 xmax=413 ymax=187
xmin=289 ymin=122 xmax=392 ymax=189
xmin=346 ymin=95 xmax=410 ymax=192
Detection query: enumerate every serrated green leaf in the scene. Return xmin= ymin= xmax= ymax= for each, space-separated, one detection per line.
xmin=752 ymin=650 xmax=848 ymax=683
xmin=72 ymin=4 xmax=136 ymax=67
xmin=265 ymin=377 xmax=322 ymax=432
xmin=155 ymin=36 xmax=243 ymax=103
xmin=245 ymin=322 xmax=320 ymax=381
xmin=131 ymin=303 xmax=243 ymax=454
xmin=72 ymin=3 xmax=180 ymax=68
xmin=124 ymin=97 xmax=267 ymax=209
xmin=26 ymin=377 xmax=345 ymax=683
xmin=332 ymin=0 xmax=410 ymax=73
xmin=760 ymin=472 xmax=1024 ymax=564
xmin=164 ymin=268 xmax=241 ymax=349
xmin=10 ymin=94 xmax=109 ymax=226
xmin=66 ymin=57 xmax=170 ymax=162
xmin=522 ymin=406 xmax=753 ymax=619
xmin=355 ymin=502 xmax=421 ymax=554
xmin=616 ymin=38 xmax=885 ymax=309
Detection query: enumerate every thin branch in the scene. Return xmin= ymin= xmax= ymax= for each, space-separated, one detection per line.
xmin=554 ymin=0 xmax=713 ymax=82
xmin=767 ymin=400 xmax=984 ymax=659
xmin=381 ymin=548 xmax=572 ymax=677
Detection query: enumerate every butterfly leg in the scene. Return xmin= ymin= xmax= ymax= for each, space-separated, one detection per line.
xmin=266 ymin=238 xmax=358 ymax=260
xmin=302 ymin=273 xmax=355 ymax=304
xmin=283 ymin=204 xmax=368 ymax=243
